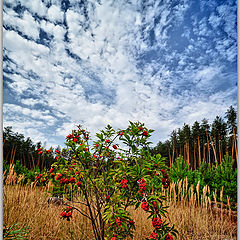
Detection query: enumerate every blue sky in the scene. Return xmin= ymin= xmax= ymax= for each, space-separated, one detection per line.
xmin=3 ymin=0 xmax=237 ymax=148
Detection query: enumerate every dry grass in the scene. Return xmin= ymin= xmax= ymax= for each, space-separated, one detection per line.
xmin=3 ymin=171 xmax=237 ymax=240
xmin=3 ymin=184 xmax=94 ymax=240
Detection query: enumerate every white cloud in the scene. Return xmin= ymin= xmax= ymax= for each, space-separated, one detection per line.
xmin=194 ymin=66 xmax=221 ymax=85
xmin=3 ymin=0 xmax=237 ymax=148
xmin=47 ymin=5 xmax=63 ymax=22
xmin=19 ymin=0 xmax=48 ymax=17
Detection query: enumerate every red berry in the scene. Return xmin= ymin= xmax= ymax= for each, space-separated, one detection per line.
xmin=119 ymin=132 xmax=124 ymax=136
xmin=106 ymin=195 xmax=110 ymax=200
xmin=113 ymin=145 xmax=117 ymax=149
xmin=84 ymin=147 xmax=88 ymax=151
xmin=106 ymin=139 xmax=110 ymax=143
xmin=66 ymin=212 xmax=72 ymax=217
xmin=95 ymin=144 xmax=99 ymax=147
xmin=38 ymin=151 xmax=43 ymax=155
xmin=129 ymin=220 xmax=135 ymax=225
xmin=61 ymin=211 xmax=66 ymax=217
xmin=76 ymin=181 xmax=82 ymax=187
xmin=49 ymin=168 xmax=54 ymax=173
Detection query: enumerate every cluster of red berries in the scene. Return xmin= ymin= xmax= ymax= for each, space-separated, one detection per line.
xmin=60 ymin=206 xmax=72 ymax=221
xmin=136 ymin=126 xmax=149 ymax=137
xmin=38 ymin=174 xmax=43 ymax=179
xmin=141 ymin=201 xmax=149 ymax=211
xmin=37 ymin=148 xmax=43 ymax=155
xmin=149 ymin=232 xmax=158 ymax=239
xmin=160 ymin=169 xmax=170 ymax=189
xmin=67 ymin=134 xmax=73 ymax=139
xmin=138 ymin=178 xmax=147 ymax=192
xmin=165 ymin=234 xmax=174 ymax=240
xmin=152 ymin=217 xmax=163 ymax=229
xmin=149 ymin=232 xmax=174 ymax=240
xmin=121 ymin=179 xmax=128 ymax=189
xmin=142 ymin=130 xmax=148 ymax=136
xmin=37 ymin=173 xmax=46 ymax=183
xmin=116 ymin=218 xmax=122 ymax=226
xmin=111 ymin=234 xmax=118 ymax=240
xmin=55 ymin=174 xmax=75 ymax=185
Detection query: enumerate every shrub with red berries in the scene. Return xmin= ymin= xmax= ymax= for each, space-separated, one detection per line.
xmin=41 ymin=122 xmax=177 ymax=240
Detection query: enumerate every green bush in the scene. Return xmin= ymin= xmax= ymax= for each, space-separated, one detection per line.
xmin=3 ymin=160 xmax=41 ymax=184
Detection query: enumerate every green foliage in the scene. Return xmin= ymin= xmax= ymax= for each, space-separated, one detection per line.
xmin=3 ymin=223 xmax=30 ymax=240
xmin=169 ymin=156 xmax=189 ymax=180
xmin=169 ymin=154 xmax=237 ymax=205
xmin=210 ymin=154 xmax=237 ymax=203
xmin=3 ymin=160 xmax=40 ymax=184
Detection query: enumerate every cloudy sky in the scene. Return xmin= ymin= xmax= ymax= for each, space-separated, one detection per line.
xmin=3 ymin=0 xmax=237 ymax=148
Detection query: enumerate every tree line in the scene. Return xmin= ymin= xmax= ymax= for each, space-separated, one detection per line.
xmin=3 ymin=126 xmax=57 ymax=171
xmin=3 ymin=106 xmax=237 ymax=171
xmin=150 ymin=106 xmax=237 ymax=169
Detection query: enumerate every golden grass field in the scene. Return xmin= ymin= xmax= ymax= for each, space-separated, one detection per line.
xmin=3 ymin=178 xmax=237 ymax=240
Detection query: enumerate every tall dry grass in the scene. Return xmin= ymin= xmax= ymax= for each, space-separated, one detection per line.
xmin=3 ymin=171 xmax=237 ymax=240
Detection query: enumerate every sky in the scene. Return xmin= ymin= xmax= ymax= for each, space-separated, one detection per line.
xmin=3 ymin=0 xmax=237 ymax=149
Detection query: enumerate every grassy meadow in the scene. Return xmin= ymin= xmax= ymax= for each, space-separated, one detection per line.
xmin=3 ymin=175 xmax=237 ymax=240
